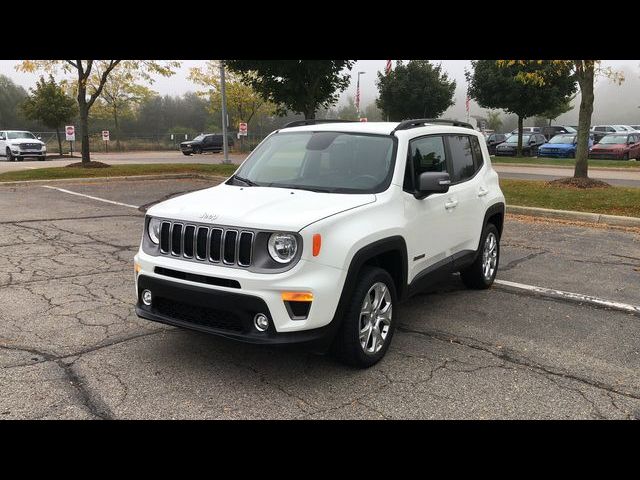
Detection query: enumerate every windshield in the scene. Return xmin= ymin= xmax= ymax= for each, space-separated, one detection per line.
xmin=7 ymin=131 xmax=36 ymax=140
xmin=549 ymin=135 xmax=576 ymax=144
xmin=193 ymin=134 xmax=205 ymax=141
xmin=506 ymin=135 xmax=530 ymax=144
xmin=564 ymin=126 xmax=577 ymax=133
xmin=231 ymin=131 xmax=396 ymax=193
xmin=599 ymin=135 xmax=628 ymax=144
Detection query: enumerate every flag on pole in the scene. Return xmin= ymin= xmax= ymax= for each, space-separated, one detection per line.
xmin=465 ymin=95 xmax=470 ymax=114
xmin=386 ymin=59 xmax=392 ymax=74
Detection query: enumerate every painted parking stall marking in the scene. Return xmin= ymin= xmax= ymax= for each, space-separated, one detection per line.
xmin=42 ymin=185 xmax=139 ymax=209
xmin=495 ymin=279 xmax=640 ymax=315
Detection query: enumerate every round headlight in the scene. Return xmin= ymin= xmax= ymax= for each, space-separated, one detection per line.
xmin=148 ymin=217 xmax=162 ymax=244
xmin=267 ymin=233 xmax=298 ymax=264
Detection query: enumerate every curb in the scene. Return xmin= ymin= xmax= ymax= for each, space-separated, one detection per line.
xmin=0 ymin=173 xmax=230 ymax=187
xmin=507 ymin=205 xmax=640 ymax=228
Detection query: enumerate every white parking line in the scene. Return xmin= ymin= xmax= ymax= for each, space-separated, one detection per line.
xmin=42 ymin=185 xmax=139 ymax=209
xmin=495 ymin=279 xmax=640 ymax=315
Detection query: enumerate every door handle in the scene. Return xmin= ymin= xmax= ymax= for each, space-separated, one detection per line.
xmin=478 ymin=187 xmax=489 ymax=197
xmin=445 ymin=199 xmax=458 ymax=209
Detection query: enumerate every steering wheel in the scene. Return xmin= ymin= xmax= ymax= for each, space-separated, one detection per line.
xmin=351 ymin=174 xmax=379 ymax=186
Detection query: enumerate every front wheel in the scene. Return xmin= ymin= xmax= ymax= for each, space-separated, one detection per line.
xmin=333 ymin=266 xmax=397 ymax=368
xmin=182 ymin=152 xmax=191 ymax=156
xmin=6 ymin=149 xmax=14 ymax=162
xmin=460 ymin=223 xmax=500 ymax=289
xmin=193 ymin=146 xmax=202 ymax=154
xmin=623 ymin=152 xmax=629 ymax=161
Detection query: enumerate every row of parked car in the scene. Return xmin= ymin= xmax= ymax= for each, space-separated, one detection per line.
xmin=484 ymin=124 xmax=640 ymax=160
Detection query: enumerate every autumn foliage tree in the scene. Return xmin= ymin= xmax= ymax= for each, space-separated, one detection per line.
xmin=21 ymin=75 xmax=77 ymax=155
xmin=466 ymin=60 xmax=577 ymax=157
xmin=225 ymin=60 xmax=355 ymax=119
xmin=17 ymin=60 xmax=179 ymax=164
xmin=497 ymin=60 xmax=623 ymax=181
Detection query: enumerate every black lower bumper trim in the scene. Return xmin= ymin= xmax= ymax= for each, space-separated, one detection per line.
xmin=136 ymin=275 xmax=335 ymax=347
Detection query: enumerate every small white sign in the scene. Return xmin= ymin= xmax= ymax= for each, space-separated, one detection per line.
xmin=102 ymin=130 xmax=110 ymax=141
xmin=65 ymin=125 xmax=75 ymax=141
xmin=239 ymin=122 xmax=248 ymax=136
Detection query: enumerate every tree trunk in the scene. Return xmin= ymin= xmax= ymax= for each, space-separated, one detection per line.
xmin=55 ymin=126 xmax=62 ymax=155
xmin=79 ymin=102 xmax=90 ymax=163
xmin=574 ymin=62 xmax=595 ymax=179
xmin=114 ymin=107 xmax=121 ymax=151
xmin=517 ymin=116 xmax=523 ymax=157
xmin=304 ymin=106 xmax=316 ymax=120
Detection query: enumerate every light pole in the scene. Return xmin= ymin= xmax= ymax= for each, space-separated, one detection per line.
xmin=356 ymin=71 xmax=366 ymax=118
xmin=219 ymin=60 xmax=230 ymax=164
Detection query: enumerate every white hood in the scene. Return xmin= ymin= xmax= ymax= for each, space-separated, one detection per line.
xmin=8 ymin=138 xmax=44 ymax=146
xmin=147 ymin=182 xmax=376 ymax=231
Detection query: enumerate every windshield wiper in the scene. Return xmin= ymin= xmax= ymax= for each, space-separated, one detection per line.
xmin=233 ymin=175 xmax=258 ymax=187
xmin=269 ymin=184 xmax=336 ymax=193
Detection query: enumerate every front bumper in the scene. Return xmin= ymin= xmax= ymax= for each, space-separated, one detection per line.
xmin=589 ymin=151 xmax=625 ymax=160
xmin=538 ymin=150 xmax=573 ymax=158
xmin=134 ymin=249 xmax=346 ymax=341
xmin=136 ymin=275 xmax=335 ymax=346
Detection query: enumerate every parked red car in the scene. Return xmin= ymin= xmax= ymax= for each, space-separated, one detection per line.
xmin=588 ymin=132 xmax=640 ymax=160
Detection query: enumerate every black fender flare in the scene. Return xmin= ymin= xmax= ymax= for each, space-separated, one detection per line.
xmin=318 ymin=236 xmax=408 ymax=350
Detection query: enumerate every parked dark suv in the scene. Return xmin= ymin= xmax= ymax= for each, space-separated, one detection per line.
xmin=495 ymin=133 xmax=547 ymax=156
xmin=180 ymin=134 xmax=235 ymax=155
xmin=485 ymin=133 xmax=508 ymax=155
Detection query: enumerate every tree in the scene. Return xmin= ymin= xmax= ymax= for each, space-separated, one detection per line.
xmin=225 ymin=60 xmax=355 ymax=119
xmin=336 ymin=95 xmax=359 ymax=120
xmin=486 ymin=110 xmax=503 ymax=132
xmin=376 ymin=60 xmax=456 ymax=121
xmin=538 ymin=94 xmax=575 ymax=126
xmin=90 ymin=68 xmax=155 ymax=150
xmin=466 ymin=60 xmax=576 ymax=156
xmin=0 ymin=75 xmax=29 ymax=128
xmin=188 ymin=61 xmax=275 ymax=150
xmin=21 ymin=75 xmax=77 ymax=155
xmin=17 ymin=60 xmax=180 ymax=164
xmin=498 ymin=60 xmax=623 ymax=180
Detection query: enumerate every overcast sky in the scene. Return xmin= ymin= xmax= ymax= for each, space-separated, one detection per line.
xmin=1 ymin=59 xmax=638 ymax=122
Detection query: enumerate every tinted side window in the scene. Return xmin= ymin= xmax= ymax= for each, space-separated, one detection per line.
xmin=447 ymin=135 xmax=475 ymax=183
xmin=405 ymin=136 xmax=447 ymax=191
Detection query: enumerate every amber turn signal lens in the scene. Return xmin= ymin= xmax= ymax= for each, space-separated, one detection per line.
xmin=312 ymin=234 xmax=321 ymax=256
xmin=281 ymin=291 xmax=314 ymax=302
xmin=134 ymin=262 xmax=141 ymax=274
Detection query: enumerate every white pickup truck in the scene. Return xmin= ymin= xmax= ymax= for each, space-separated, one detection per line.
xmin=0 ymin=130 xmax=47 ymax=161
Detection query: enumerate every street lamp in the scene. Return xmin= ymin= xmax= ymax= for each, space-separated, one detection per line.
xmin=356 ymin=71 xmax=366 ymax=118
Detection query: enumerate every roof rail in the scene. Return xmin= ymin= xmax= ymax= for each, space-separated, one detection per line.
xmin=281 ymin=119 xmax=358 ymax=129
xmin=391 ymin=118 xmax=474 ymax=133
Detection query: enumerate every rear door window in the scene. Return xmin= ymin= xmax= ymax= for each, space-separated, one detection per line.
xmin=447 ymin=135 xmax=476 ymax=183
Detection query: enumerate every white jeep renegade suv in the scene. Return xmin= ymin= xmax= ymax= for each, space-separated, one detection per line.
xmin=134 ymin=119 xmax=505 ymax=367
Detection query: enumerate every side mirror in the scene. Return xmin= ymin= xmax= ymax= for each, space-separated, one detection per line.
xmin=415 ymin=172 xmax=450 ymax=199
xmin=37 ymin=136 xmax=42 ymax=140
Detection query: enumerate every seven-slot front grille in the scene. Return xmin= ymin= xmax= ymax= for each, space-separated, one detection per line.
xmin=159 ymin=221 xmax=254 ymax=268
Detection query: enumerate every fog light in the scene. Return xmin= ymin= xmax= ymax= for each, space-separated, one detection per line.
xmin=141 ymin=289 xmax=152 ymax=306
xmin=254 ymin=313 xmax=269 ymax=332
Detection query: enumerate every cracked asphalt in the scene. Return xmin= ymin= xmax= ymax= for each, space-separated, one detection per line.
xmin=1 ymin=178 xmax=639 ymax=419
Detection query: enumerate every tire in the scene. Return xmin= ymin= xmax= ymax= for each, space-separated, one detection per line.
xmin=6 ymin=149 xmax=14 ymax=162
xmin=333 ymin=266 xmax=397 ymax=368
xmin=193 ymin=146 xmax=202 ymax=154
xmin=460 ymin=223 xmax=500 ymax=290
xmin=182 ymin=152 xmax=191 ymax=156
xmin=623 ymin=152 xmax=629 ymax=161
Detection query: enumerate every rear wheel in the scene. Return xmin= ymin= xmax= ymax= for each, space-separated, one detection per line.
xmin=460 ymin=223 xmax=500 ymax=290
xmin=333 ymin=266 xmax=397 ymax=368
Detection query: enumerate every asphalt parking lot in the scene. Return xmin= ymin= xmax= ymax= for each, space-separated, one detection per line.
xmin=1 ymin=177 xmax=639 ymax=419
